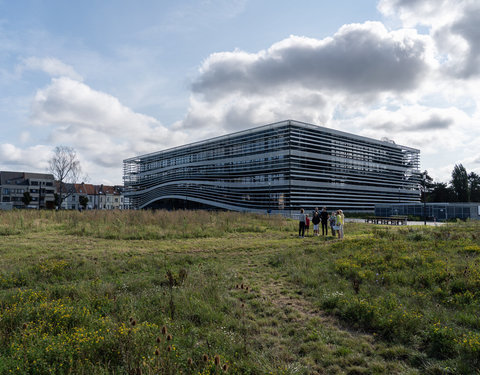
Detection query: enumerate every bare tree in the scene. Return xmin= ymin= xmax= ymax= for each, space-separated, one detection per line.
xmin=48 ymin=146 xmax=82 ymax=209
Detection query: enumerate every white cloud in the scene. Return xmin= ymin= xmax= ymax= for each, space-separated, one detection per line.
xmin=29 ymin=77 xmax=189 ymax=182
xmin=192 ymin=23 xmax=432 ymax=100
xmin=178 ymin=22 xmax=436 ymax=136
xmin=340 ymin=104 xmax=480 ymax=181
xmin=18 ymin=57 xmax=83 ymax=80
xmin=176 ymin=18 xmax=480 ymax=183
xmin=350 ymin=105 xmax=473 ymax=150
xmin=0 ymin=144 xmax=51 ymax=171
xmin=378 ymin=0 xmax=459 ymax=28
xmin=378 ymin=0 xmax=480 ymax=78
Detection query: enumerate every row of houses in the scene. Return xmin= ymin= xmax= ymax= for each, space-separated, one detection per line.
xmin=0 ymin=171 xmax=124 ymax=210
xmin=61 ymin=183 xmax=124 ymax=210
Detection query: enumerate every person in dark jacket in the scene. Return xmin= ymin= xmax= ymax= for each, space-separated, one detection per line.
xmin=298 ymin=208 xmax=306 ymax=238
xmin=320 ymin=207 xmax=329 ymax=236
xmin=312 ymin=211 xmax=320 ymax=236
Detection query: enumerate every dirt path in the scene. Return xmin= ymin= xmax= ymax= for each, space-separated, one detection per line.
xmin=229 ymin=249 xmax=418 ymax=374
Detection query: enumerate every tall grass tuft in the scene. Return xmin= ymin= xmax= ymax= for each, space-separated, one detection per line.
xmin=0 ymin=209 xmax=293 ymax=239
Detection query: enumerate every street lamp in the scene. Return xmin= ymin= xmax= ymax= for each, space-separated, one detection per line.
xmin=268 ymin=181 xmax=271 ymax=214
xmin=422 ymin=171 xmax=427 ymax=226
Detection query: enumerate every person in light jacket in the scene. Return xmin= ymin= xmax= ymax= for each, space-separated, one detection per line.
xmin=336 ymin=209 xmax=344 ymax=240
xmin=329 ymin=211 xmax=337 ymax=236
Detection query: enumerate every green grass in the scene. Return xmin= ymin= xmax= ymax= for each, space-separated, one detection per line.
xmin=0 ymin=210 xmax=479 ymax=374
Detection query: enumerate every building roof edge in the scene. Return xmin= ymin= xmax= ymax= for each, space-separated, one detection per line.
xmin=123 ymin=119 xmax=420 ymax=162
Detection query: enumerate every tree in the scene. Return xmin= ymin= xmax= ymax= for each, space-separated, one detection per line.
xmin=419 ymin=170 xmax=434 ymax=202
xmin=48 ymin=146 xmax=82 ymax=209
xmin=427 ymin=182 xmax=455 ymax=202
xmin=450 ymin=164 xmax=469 ymax=202
xmin=419 ymin=171 xmax=433 ymax=225
xmin=469 ymin=172 xmax=480 ymax=202
xmin=79 ymin=195 xmax=89 ymax=210
xmin=421 ymin=171 xmax=434 ymax=193
xmin=21 ymin=191 xmax=32 ymax=207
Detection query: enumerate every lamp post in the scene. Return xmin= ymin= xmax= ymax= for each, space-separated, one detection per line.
xmin=38 ymin=183 xmax=41 ymax=210
xmin=422 ymin=172 xmax=427 ymax=226
xmin=268 ymin=181 xmax=271 ymax=214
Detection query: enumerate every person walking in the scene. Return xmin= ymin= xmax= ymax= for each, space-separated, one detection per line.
xmin=329 ymin=211 xmax=337 ymax=236
xmin=320 ymin=207 xmax=329 ymax=236
xmin=298 ymin=208 xmax=306 ymax=238
xmin=312 ymin=211 xmax=320 ymax=236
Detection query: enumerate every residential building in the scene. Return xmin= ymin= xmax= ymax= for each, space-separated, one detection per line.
xmin=0 ymin=171 xmax=56 ymax=209
xmin=59 ymin=183 xmax=80 ymax=210
xmin=123 ymin=120 xmax=421 ymax=213
xmin=60 ymin=183 xmax=124 ymax=210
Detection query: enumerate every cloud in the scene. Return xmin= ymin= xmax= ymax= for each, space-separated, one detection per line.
xmin=32 ymin=77 xmax=153 ymax=134
xmin=0 ymin=144 xmax=51 ymax=170
xmin=178 ymin=21 xmax=436 ymax=135
xmin=413 ymin=115 xmax=453 ymax=130
xmin=193 ymin=23 xmax=431 ymax=100
xmin=378 ymin=0 xmax=455 ymax=27
xmin=18 ymin=57 xmax=83 ymax=80
xmin=140 ymin=0 xmax=247 ymax=36
xmin=379 ymin=0 xmax=480 ymax=79
xmin=350 ymin=105 xmax=474 ymax=156
xmin=447 ymin=4 xmax=480 ymax=78
xmin=29 ymin=77 xmax=188 ymax=180
xmin=369 ymin=112 xmax=453 ymax=132
xmin=5 ymin=9 xmax=478 ymax=185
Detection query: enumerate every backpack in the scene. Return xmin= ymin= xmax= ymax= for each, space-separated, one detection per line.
xmin=305 ymin=216 xmax=310 ymax=225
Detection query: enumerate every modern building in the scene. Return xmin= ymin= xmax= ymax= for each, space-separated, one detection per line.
xmin=375 ymin=202 xmax=480 ymax=221
xmin=0 ymin=171 xmax=56 ymax=209
xmin=123 ymin=120 xmax=421 ymax=213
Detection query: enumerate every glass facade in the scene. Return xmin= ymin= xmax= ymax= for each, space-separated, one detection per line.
xmin=375 ymin=203 xmax=480 ymax=221
xmin=123 ymin=120 xmax=421 ymax=213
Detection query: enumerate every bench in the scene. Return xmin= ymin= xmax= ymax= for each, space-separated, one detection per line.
xmin=365 ymin=216 xmax=407 ymax=225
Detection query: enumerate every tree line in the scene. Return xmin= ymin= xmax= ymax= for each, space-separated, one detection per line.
xmin=425 ymin=164 xmax=480 ymax=203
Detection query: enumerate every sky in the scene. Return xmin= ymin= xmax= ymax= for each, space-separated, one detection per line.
xmin=1 ymin=0 xmax=479 ymax=185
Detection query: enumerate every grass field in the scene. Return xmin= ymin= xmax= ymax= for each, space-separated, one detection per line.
xmin=0 ymin=210 xmax=479 ymax=374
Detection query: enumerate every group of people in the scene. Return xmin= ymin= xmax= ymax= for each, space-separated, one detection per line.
xmin=298 ymin=207 xmax=344 ymax=240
